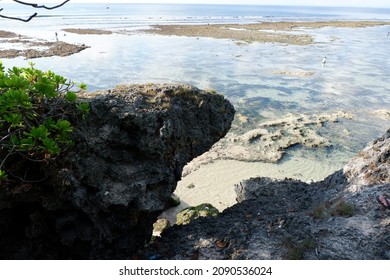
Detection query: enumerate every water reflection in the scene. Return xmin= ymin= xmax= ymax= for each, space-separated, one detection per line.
xmin=1 ymin=25 xmax=389 ymax=167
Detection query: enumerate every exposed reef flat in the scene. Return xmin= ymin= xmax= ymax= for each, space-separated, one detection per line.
xmin=272 ymin=70 xmax=316 ymax=77
xmin=183 ymin=111 xmax=354 ymax=176
xmin=62 ymin=28 xmax=113 ymax=35
xmin=0 ymin=30 xmax=89 ymax=59
xmin=143 ymin=21 xmax=390 ymax=45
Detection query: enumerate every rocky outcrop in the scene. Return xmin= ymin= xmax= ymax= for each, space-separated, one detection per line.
xmin=140 ymin=129 xmax=390 ymax=260
xmin=183 ymin=111 xmax=353 ymax=176
xmin=0 ymin=30 xmax=89 ymax=59
xmin=0 ymin=84 xmax=235 ymax=259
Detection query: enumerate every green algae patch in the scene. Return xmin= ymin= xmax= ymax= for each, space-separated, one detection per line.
xmin=176 ymin=203 xmax=219 ymax=225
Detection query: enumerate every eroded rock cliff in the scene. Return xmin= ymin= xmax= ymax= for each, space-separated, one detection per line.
xmin=0 ymin=84 xmax=235 ymax=259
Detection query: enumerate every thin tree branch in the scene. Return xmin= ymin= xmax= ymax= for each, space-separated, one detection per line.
xmin=12 ymin=0 xmax=71 ymax=10
xmin=0 ymin=0 xmax=70 ymax=22
xmin=0 ymin=147 xmax=15 ymax=170
xmin=0 ymin=12 xmax=37 ymax=22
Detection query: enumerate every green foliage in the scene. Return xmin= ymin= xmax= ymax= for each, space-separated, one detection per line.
xmin=285 ymin=237 xmax=317 ymax=260
xmin=176 ymin=203 xmax=219 ymax=225
xmin=311 ymin=200 xmax=355 ymax=220
xmin=0 ymin=61 xmax=89 ymax=181
xmin=311 ymin=205 xmax=327 ymax=220
xmin=0 ymin=169 xmax=7 ymax=181
xmin=331 ymin=200 xmax=355 ymax=217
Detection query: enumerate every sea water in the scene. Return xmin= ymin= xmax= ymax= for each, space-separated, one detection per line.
xmin=1 ymin=3 xmax=390 ymax=175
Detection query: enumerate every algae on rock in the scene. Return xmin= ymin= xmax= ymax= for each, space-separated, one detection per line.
xmin=176 ymin=203 xmax=219 ymax=225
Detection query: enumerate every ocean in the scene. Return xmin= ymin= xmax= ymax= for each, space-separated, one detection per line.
xmin=2 ymin=3 xmax=390 ymax=29
xmin=1 ymin=3 xmax=390 ymax=181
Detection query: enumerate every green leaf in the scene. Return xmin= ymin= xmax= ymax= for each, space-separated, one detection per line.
xmin=54 ymin=74 xmax=67 ymax=85
xmin=33 ymin=77 xmax=56 ymax=98
xmin=44 ymin=118 xmax=56 ymax=130
xmin=56 ymin=120 xmax=73 ymax=133
xmin=65 ymin=91 xmax=77 ymax=102
xmin=28 ymin=125 xmax=49 ymax=140
xmin=4 ymin=113 xmax=23 ymax=127
xmin=77 ymin=102 xmax=90 ymax=114
xmin=0 ymin=62 xmax=84 ymax=167
xmin=1 ymin=89 xmax=31 ymax=109
xmin=3 ymin=75 xmax=29 ymax=89
xmin=8 ymin=66 xmax=22 ymax=76
xmin=42 ymin=138 xmax=60 ymax=155
xmin=10 ymin=135 xmax=20 ymax=145
xmin=20 ymin=137 xmax=34 ymax=149
xmin=78 ymin=83 xmax=87 ymax=90
xmin=0 ymin=170 xmax=7 ymax=181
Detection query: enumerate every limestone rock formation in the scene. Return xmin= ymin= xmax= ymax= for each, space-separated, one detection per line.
xmin=0 ymin=84 xmax=235 ymax=259
xmin=183 ymin=111 xmax=353 ymax=176
xmin=140 ymin=129 xmax=390 ymax=260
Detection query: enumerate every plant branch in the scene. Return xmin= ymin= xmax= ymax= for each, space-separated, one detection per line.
xmin=12 ymin=0 xmax=71 ymax=10
xmin=0 ymin=0 xmax=70 ymax=22
xmin=0 ymin=147 xmax=15 ymax=170
xmin=0 ymin=12 xmax=37 ymax=22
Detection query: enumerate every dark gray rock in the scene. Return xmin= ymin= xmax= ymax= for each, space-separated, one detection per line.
xmin=140 ymin=129 xmax=390 ymax=260
xmin=0 ymin=84 xmax=235 ymax=259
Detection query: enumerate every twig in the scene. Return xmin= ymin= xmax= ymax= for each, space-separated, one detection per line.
xmin=0 ymin=13 xmax=37 ymax=22
xmin=0 ymin=0 xmax=70 ymax=22
xmin=0 ymin=147 xmax=15 ymax=170
xmin=12 ymin=0 xmax=71 ymax=10
xmin=6 ymin=168 xmax=49 ymax=183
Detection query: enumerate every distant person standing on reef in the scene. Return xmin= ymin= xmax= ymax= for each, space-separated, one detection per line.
xmin=322 ymin=56 xmax=326 ymax=67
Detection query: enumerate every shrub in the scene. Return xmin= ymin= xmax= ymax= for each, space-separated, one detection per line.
xmin=311 ymin=204 xmax=327 ymax=220
xmin=0 ymin=61 xmax=88 ymax=182
xmin=331 ymin=200 xmax=355 ymax=217
xmin=284 ymin=237 xmax=317 ymax=260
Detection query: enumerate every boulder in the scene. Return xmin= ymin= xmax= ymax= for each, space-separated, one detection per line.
xmin=0 ymin=83 xmax=235 ymax=259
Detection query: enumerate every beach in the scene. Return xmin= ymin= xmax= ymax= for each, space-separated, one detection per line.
xmin=1 ymin=4 xmax=389 ymax=225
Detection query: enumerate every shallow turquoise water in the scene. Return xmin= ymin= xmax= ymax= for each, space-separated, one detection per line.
xmin=1 ymin=5 xmax=389 ymax=170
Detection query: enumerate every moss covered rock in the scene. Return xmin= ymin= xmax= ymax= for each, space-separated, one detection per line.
xmin=176 ymin=203 xmax=219 ymax=225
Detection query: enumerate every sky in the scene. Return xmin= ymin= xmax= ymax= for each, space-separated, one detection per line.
xmin=1 ymin=0 xmax=390 ymax=8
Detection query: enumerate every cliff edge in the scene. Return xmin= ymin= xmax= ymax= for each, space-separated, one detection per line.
xmin=0 ymin=84 xmax=235 ymax=259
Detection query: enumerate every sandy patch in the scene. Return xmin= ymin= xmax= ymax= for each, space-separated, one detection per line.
xmin=160 ymin=156 xmax=341 ymax=225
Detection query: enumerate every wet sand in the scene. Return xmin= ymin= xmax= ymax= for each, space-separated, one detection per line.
xmin=160 ymin=155 xmax=341 ymax=225
xmin=144 ymin=21 xmax=390 ymax=45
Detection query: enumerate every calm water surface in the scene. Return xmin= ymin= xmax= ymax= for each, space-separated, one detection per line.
xmin=1 ymin=4 xmax=389 ymax=170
